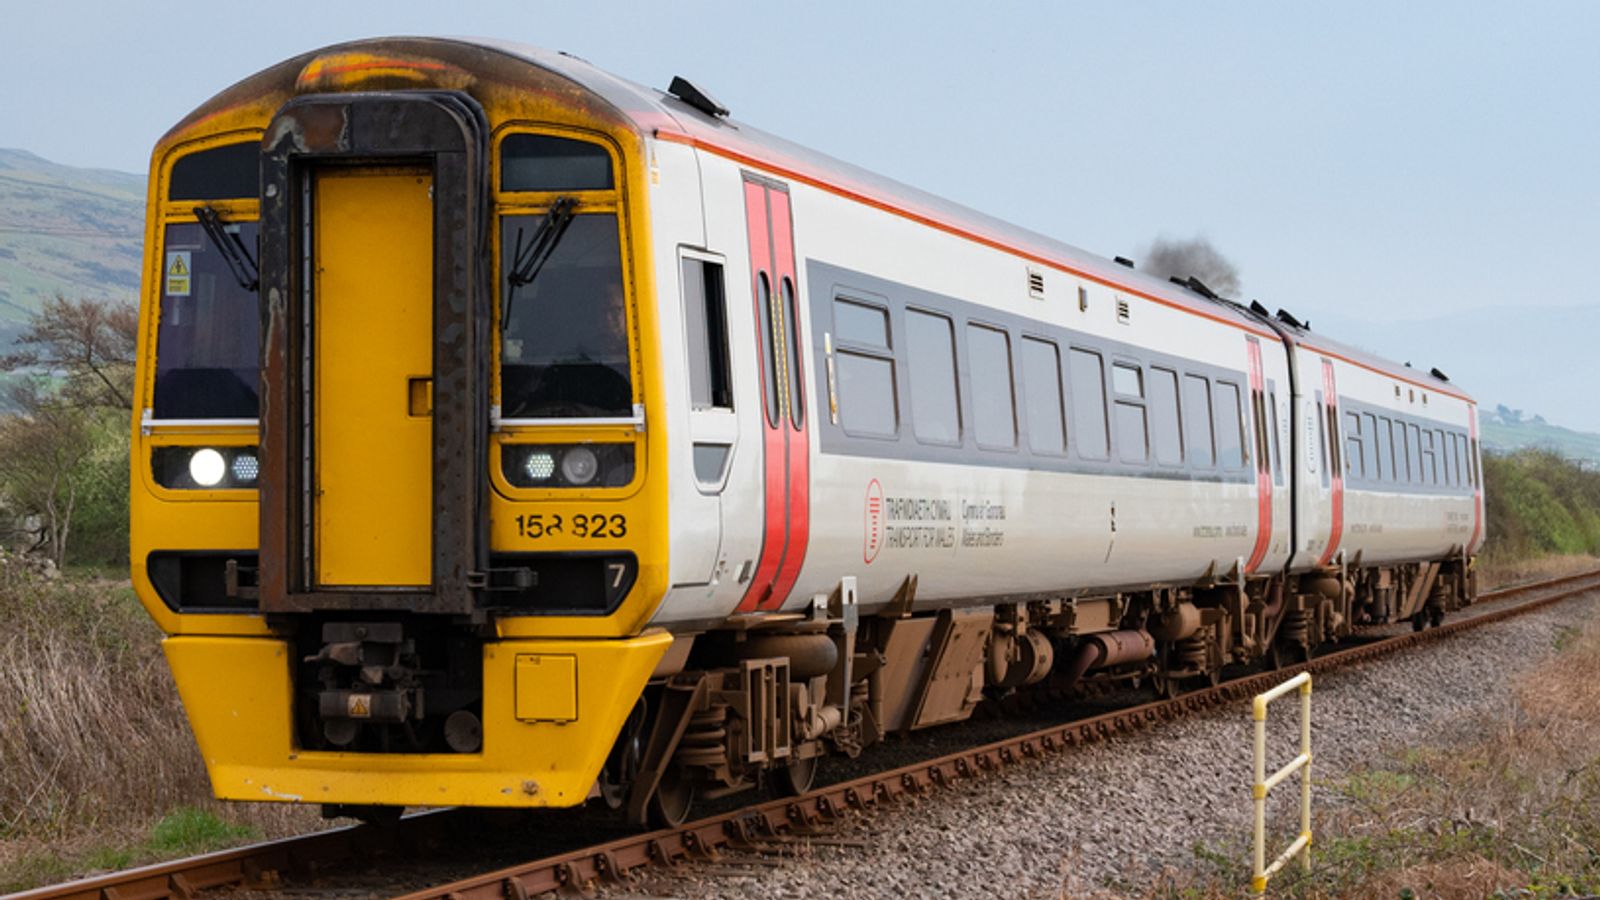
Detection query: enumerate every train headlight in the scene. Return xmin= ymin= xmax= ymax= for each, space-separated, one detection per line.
xmin=524 ymin=451 xmax=556 ymax=482
xmin=188 ymin=449 xmax=227 ymax=487
xmin=152 ymin=446 xmax=261 ymax=490
xmin=230 ymin=452 xmax=260 ymax=485
xmin=502 ymin=444 xmax=635 ymax=488
xmin=560 ymin=447 xmax=599 ymax=485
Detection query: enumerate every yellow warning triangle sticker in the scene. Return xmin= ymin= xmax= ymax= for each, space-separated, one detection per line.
xmin=168 ymin=255 xmax=189 ymax=276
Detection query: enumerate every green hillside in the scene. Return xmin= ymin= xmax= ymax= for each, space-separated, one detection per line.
xmin=1481 ymin=405 xmax=1600 ymax=467
xmin=0 ymin=149 xmax=145 ymax=347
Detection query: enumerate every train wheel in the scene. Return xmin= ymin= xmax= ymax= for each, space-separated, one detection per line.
xmin=773 ymin=753 xmax=819 ymax=796
xmin=599 ymin=701 xmax=646 ymax=810
xmin=1268 ymin=639 xmax=1307 ymax=671
xmin=1410 ymin=612 xmax=1426 ymax=632
xmin=647 ymin=766 xmax=695 ymax=829
xmin=1151 ymin=668 xmax=1181 ymax=700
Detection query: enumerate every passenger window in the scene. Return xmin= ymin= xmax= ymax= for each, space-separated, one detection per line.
xmin=1378 ymin=417 xmax=1395 ymax=482
xmin=681 ymin=256 xmax=732 ymax=410
xmin=1344 ymin=412 xmax=1364 ymax=479
xmin=834 ymin=298 xmax=890 ymax=348
xmin=1454 ymin=434 xmax=1467 ymax=488
xmin=1069 ymin=348 xmax=1110 ymax=461
xmin=1407 ymin=424 xmax=1422 ymax=484
xmin=833 ymin=298 xmax=897 ymax=439
xmin=1020 ymin=337 xmax=1067 ymax=455
xmin=1439 ymin=431 xmax=1453 ymax=486
xmin=1112 ymin=362 xmax=1148 ymax=463
xmin=1433 ymin=425 xmax=1446 ymax=483
xmin=905 ymin=309 xmax=961 ymax=445
xmin=1215 ymin=381 xmax=1245 ymax=469
xmin=1112 ymin=363 xmax=1143 ymax=398
xmin=968 ymin=324 xmax=1017 ymax=449
xmin=1149 ymin=367 xmax=1183 ymax=466
xmin=835 ymin=353 xmax=897 ymax=438
xmin=1392 ymin=419 xmax=1409 ymax=482
xmin=1183 ymin=374 xmax=1214 ymax=468
xmin=1365 ymin=413 xmax=1382 ymax=480
xmin=500 ymin=133 xmax=613 ymax=192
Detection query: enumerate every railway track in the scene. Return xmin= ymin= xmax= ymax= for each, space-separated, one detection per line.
xmin=14 ymin=568 xmax=1600 ymax=900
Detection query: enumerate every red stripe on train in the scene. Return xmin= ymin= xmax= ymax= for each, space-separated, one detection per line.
xmin=736 ymin=179 xmax=788 ymax=613
xmin=1468 ymin=406 xmax=1483 ymax=554
xmin=762 ymin=188 xmax=811 ymax=610
xmin=1245 ymin=338 xmax=1273 ymax=573
xmin=1316 ymin=358 xmax=1344 ymax=568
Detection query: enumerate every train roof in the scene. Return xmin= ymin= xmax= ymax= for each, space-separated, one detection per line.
xmin=171 ymin=36 xmax=1473 ymax=404
xmin=479 ymin=40 xmax=1473 ymax=404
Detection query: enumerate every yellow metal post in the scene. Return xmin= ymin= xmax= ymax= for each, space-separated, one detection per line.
xmin=1250 ymin=672 xmax=1313 ymax=893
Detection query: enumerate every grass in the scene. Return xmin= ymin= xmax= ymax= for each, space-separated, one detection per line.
xmin=0 ymin=552 xmax=320 ymax=892
xmin=2 ymin=808 xmax=259 ymax=894
xmin=1147 ymin=610 xmax=1600 ymax=898
xmin=1477 ymin=552 xmax=1600 ymax=592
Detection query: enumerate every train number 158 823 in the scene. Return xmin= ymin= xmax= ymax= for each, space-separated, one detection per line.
xmin=514 ymin=513 xmax=628 ymax=540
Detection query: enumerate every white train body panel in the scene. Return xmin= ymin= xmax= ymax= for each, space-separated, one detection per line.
xmin=649 ymin=138 xmax=1331 ymax=628
xmin=1287 ymin=339 xmax=1483 ymax=570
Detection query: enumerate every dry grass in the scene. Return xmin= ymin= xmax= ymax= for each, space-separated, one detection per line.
xmin=1479 ymin=551 xmax=1600 ymax=592
xmin=0 ymin=553 xmax=320 ymax=891
xmin=1146 ymin=607 xmax=1600 ymax=899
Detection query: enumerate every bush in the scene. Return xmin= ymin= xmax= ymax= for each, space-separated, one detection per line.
xmin=1482 ymin=449 xmax=1600 ymax=562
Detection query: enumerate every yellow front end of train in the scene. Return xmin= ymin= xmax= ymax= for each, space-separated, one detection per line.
xmin=130 ymin=41 xmax=675 ymax=810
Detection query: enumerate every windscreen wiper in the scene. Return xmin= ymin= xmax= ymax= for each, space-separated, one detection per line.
xmin=503 ymin=195 xmax=578 ymax=322
xmin=193 ymin=205 xmax=260 ymax=292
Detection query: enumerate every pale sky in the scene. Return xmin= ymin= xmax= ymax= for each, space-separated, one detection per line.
xmin=4 ymin=2 xmax=1598 ymax=379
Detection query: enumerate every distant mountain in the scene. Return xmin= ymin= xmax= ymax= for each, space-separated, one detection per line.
xmin=0 ymin=149 xmax=145 ymax=346
xmin=1480 ymin=405 xmax=1600 ymax=466
xmin=1293 ymin=304 xmax=1600 ymax=436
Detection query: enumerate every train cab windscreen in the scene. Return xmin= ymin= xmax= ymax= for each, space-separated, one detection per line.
xmin=499 ymin=213 xmax=631 ymax=418
xmin=151 ymin=220 xmax=262 ymax=419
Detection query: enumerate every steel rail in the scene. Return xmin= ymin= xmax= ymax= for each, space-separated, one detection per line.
xmin=3 ymin=809 xmax=466 ymax=900
xmin=396 ymin=569 xmax=1600 ymax=900
xmin=11 ymin=569 xmax=1599 ymax=900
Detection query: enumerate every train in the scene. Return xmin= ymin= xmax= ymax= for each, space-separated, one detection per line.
xmin=130 ymin=37 xmax=1484 ymax=827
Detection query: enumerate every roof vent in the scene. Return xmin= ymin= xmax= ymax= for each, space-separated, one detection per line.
xmin=1430 ymin=367 xmax=1450 ymax=382
xmin=1114 ymin=256 xmax=1135 ymax=268
xmin=1027 ymin=268 xmax=1045 ymax=300
xmin=1185 ymin=276 xmax=1220 ymax=300
xmin=667 ymin=76 xmax=729 ymax=118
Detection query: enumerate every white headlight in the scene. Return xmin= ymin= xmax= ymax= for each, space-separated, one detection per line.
xmin=231 ymin=453 xmax=260 ymax=484
xmin=189 ymin=448 xmax=227 ymax=487
xmin=524 ymin=450 xmax=556 ymax=482
xmin=560 ymin=446 xmax=599 ymax=485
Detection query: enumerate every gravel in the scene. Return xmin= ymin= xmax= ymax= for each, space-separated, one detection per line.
xmin=598 ymin=591 xmax=1600 ymax=900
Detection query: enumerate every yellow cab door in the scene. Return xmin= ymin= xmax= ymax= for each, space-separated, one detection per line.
xmin=313 ymin=167 xmax=434 ymax=587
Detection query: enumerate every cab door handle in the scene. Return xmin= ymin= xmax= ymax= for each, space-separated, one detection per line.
xmin=407 ymin=377 xmax=432 ymax=417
